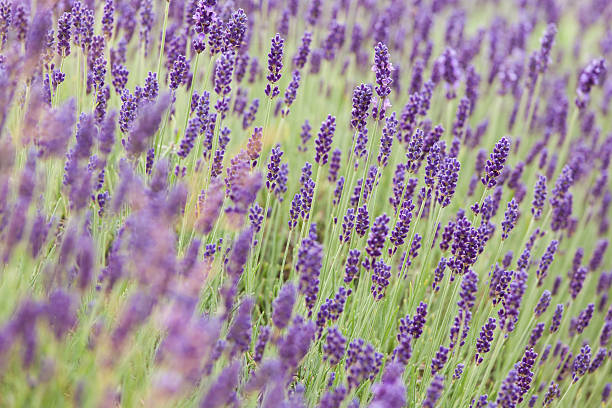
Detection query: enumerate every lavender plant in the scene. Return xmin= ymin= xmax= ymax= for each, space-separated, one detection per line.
xmin=0 ymin=1 xmax=610 ymax=407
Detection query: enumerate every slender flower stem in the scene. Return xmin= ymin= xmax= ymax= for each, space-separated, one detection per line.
xmin=156 ymin=0 xmax=170 ymax=80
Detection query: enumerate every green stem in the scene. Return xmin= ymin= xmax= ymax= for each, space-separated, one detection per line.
xmin=156 ymin=0 xmax=170 ymax=80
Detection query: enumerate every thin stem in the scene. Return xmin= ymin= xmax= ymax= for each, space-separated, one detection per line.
xmin=156 ymin=0 xmax=170 ymax=80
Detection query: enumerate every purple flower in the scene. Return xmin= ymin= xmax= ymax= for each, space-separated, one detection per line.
xmin=272 ymin=283 xmax=296 ymax=330
xmin=496 ymin=369 xmax=519 ymax=408
xmin=306 ymin=0 xmax=321 ymax=26
xmin=225 ymin=9 xmax=247 ymax=49
xmin=370 ymin=362 xmax=406 ymax=408
xmin=297 ymin=225 xmax=323 ymax=316
xmin=589 ymin=348 xmax=607 ymax=373
xmin=448 ymin=217 xmax=480 ymax=276
xmin=253 ymin=326 xmax=270 ymax=364
xmin=344 ymin=249 xmax=361 ymax=284
xmin=531 ymin=175 xmax=547 ymax=219
xmin=453 ymin=364 xmax=464 ymax=381
xmin=339 ymin=207 xmax=355 ymax=244
xmin=57 ymin=12 xmax=72 ymax=57
xmin=102 ymin=0 xmax=114 ymax=40
xmin=288 ymin=193 xmax=301 ymax=230
xmin=351 ymin=83 xmax=372 ymax=131
xmin=227 ymin=297 xmax=253 ymax=356
xmin=406 ymin=128 xmax=424 ymax=173
xmin=266 ymin=144 xmax=284 ymax=192
xmin=569 ymin=266 xmax=587 ymax=299
xmin=423 ymin=375 xmax=444 ymax=408
xmin=528 ymin=323 xmax=545 ymax=348
xmin=432 ymin=257 xmax=447 ymax=292
xmin=373 ymin=42 xmax=393 ymax=99
xmin=576 ymin=303 xmax=594 ymax=334
xmin=536 ymin=240 xmax=558 ymax=286
xmin=265 ymin=34 xmax=284 ymax=98
xmin=126 ymin=93 xmax=171 ymax=157
xmin=319 ymin=386 xmax=347 ymax=408
xmin=371 ymin=260 xmax=391 ymax=300
xmin=431 ymin=346 xmax=449 ymax=375
xmin=355 ymin=204 xmax=370 ymax=237
xmin=572 ymin=345 xmax=591 ymax=382
xmin=515 ymin=348 xmax=537 ymax=402
xmin=214 ymin=51 xmax=235 ymax=97
xmin=46 ymin=290 xmax=77 ymax=339
xmin=323 ymin=326 xmax=346 ymax=366
xmin=482 ymin=137 xmax=510 ymax=189
xmin=365 ymin=214 xmax=390 ymax=269
xmin=200 ymin=362 xmax=240 ymax=408
xmin=475 ymin=317 xmax=496 ymax=365
xmin=328 ymin=149 xmax=341 ymax=183
xmin=436 ymin=47 xmax=460 ymax=99
xmin=169 ymin=54 xmax=189 ymax=90
xmin=603 ymin=384 xmax=612 ymax=404
xmin=550 ymin=304 xmax=564 ymax=333
xmin=226 ymin=227 xmax=254 ymax=280
xmin=538 ymin=23 xmax=557 ymax=74
xmin=314 ymin=115 xmax=336 ymax=166
xmin=543 ymin=382 xmax=560 ymax=406
xmin=293 ymin=31 xmax=312 ymax=69
xmin=576 ymin=58 xmax=606 ymax=109
xmin=346 ymin=338 xmax=383 ymax=389
xmin=501 ymin=199 xmax=519 ymax=240
xmin=437 ymin=156 xmax=461 ymax=207
xmin=378 ymin=112 xmax=397 ymax=167
xmin=589 ymin=239 xmax=608 ymax=271
xmin=502 ymin=270 xmax=527 ymax=333
xmin=534 ymin=290 xmax=551 ymax=317
xmin=278 ymin=316 xmax=315 ymax=370
xmin=389 ymin=201 xmax=414 ymax=256
xmin=282 ymin=69 xmax=301 ymax=116
xmin=600 ymin=321 xmax=611 ymax=347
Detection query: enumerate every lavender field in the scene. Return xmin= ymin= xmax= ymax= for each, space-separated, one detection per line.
xmin=0 ymin=0 xmax=611 ymax=406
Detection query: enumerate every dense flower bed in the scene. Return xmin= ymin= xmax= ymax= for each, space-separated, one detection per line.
xmin=0 ymin=0 xmax=611 ymax=406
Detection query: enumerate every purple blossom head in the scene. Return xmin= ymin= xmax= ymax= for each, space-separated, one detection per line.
xmin=475 ymin=317 xmax=496 ymax=365
xmin=423 ymin=375 xmax=444 ymax=408
xmin=365 ymin=213 xmax=390 ymax=268
xmin=572 ymin=345 xmax=591 ymax=382
xmin=225 ymin=9 xmax=247 ymax=50
xmin=373 ymin=42 xmax=393 ymax=99
xmin=293 ymin=31 xmax=312 ymax=70
xmin=272 ymin=282 xmax=296 ymax=330
xmin=531 ymin=175 xmax=547 ymax=219
xmin=482 ymin=137 xmax=510 ymax=189
xmin=370 ymin=362 xmax=406 ymax=408
xmin=534 ymin=290 xmax=551 ymax=317
xmin=226 ymin=227 xmax=254 ymax=280
xmin=296 ymin=225 xmax=323 ymax=316
xmin=265 ymin=33 xmax=284 ymax=98
xmin=501 ymin=198 xmax=519 ymax=240
xmin=589 ymin=239 xmax=608 ymax=271
xmin=323 ymin=326 xmax=346 ymax=366
xmin=346 ymin=338 xmax=383 ymax=389
xmin=437 ymin=156 xmax=461 ymax=207
xmin=227 ymin=297 xmax=253 ymax=356
xmin=436 ymin=47 xmax=461 ymax=99
xmin=344 ymin=249 xmax=361 ymax=284
xmin=169 ymin=54 xmax=189 ymax=90
xmin=314 ymin=115 xmax=336 ymax=165
xmin=576 ymin=58 xmax=606 ymax=109
xmin=200 ymin=361 xmax=240 ymax=407
xmin=351 ymin=84 xmax=373 ymax=131
xmin=536 ymin=240 xmax=558 ymax=286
